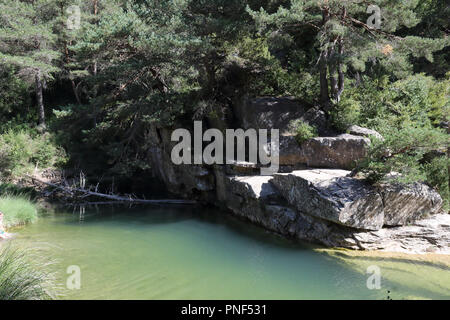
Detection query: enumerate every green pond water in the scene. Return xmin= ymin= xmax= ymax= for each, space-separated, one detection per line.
xmin=10 ymin=205 xmax=450 ymax=300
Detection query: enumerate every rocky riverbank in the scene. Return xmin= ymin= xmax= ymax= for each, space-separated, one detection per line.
xmin=146 ymin=97 xmax=448 ymax=254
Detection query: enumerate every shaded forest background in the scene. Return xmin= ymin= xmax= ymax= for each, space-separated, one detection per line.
xmin=0 ymin=0 xmax=448 ymax=206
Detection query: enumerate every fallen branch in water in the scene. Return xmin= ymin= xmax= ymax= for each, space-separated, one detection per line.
xmin=25 ymin=175 xmax=196 ymax=205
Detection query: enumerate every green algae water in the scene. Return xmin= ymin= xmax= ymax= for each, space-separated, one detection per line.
xmin=10 ymin=205 xmax=450 ymax=300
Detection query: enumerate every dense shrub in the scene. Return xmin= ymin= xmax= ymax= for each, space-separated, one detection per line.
xmin=330 ymin=97 xmax=361 ymax=132
xmin=0 ymin=130 xmax=66 ymax=179
xmin=289 ymin=120 xmax=318 ymax=144
xmin=0 ymin=67 xmax=31 ymax=124
xmin=332 ymin=74 xmax=449 ymax=132
xmin=424 ymin=157 xmax=449 ymax=210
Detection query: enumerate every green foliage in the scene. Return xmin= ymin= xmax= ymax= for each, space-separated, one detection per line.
xmin=330 ymin=97 xmax=361 ymax=132
xmin=0 ymin=183 xmax=36 ymax=199
xmin=338 ymin=73 xmax=450 ymax=203
xmin=248 ymin=0 xmax=448 ymax=104
xmin=222 ymin=35 xmax=319 ymax=100
xmin=0 ymin=0 xmax=448 ymax=201
xmin=356 ymin=125 xmax=448 ymax=186
xmin=0 ymin=246 xmax=56 ymax=300
xmin=424 ymin=156 xmax=450 ymax=211
xmin=289 ymin=120 xmax=318 ymax=144
xmin=331 ymin=74 xmax=449 ymax=131
xmin=0 ymin=194 xmax=38 ymax=228
xmin=0 ymin=67 xmax=31 ymax=122
xmin=0 ymin=130 xmax=66 ymax=179
xmin=0 ymin=0 xmax=61 ymax=77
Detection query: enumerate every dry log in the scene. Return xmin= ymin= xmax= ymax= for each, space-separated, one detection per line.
xmin=26 ymin=175 xmax=197 ymax=205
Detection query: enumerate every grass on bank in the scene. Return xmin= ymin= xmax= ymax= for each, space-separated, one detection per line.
xmin=0 ymin=194 xmax=38 ymax=229
xmin=0 ymin=246 xmax=56 ymax=300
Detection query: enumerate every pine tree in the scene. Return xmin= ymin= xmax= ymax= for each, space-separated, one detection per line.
xmin=0 ymin=0 xmax=62 ymax=129
xmin=181 ymin=0 xmax=267 ymax=94
xmin=247 ymin=0 xmax=449 ymax=108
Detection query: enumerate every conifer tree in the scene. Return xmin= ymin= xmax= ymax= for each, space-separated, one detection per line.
xmin=247 ymin=0 xmax=448 ymax=107
xmin=0 ymin=0 xmax=62 ymax=129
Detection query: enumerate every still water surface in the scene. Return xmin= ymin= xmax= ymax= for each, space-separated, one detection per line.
xmin=12 ymin=205 xmax=450 ymax=299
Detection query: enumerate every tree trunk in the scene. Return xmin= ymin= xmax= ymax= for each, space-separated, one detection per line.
xmin=71 ymin=79 xmax=81 ymax=104
xmin=336 ymin=39 xmax=345 ymax=102
xmin=204 ymin=56 xmax=217 ymax=94
xmin=35 ymin=69 xmax=46 ymax=129
xmin=64 ymin=43 xmax=81 ymax=104
xmin=355 ymin=71 xmax=362 ymax=86
xmin=93 ymin=0 xmax=98 ymax=76
xmin=319 ymin=50 xmax=330 ymax=107
xmin=319 ymin=9 xmax=331 ymax=108
xmin=329 ymin=47 xmax=338 ymax=100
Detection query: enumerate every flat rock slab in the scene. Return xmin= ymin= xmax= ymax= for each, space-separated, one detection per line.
xmin=271 ymin=169 xmax=385 ymax=230
xmin=352 ymin=214 xmax=450 ymax=254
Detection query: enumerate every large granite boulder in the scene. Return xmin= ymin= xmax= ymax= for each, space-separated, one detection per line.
xmin=234 ymin=97 xmax=378 ymax=169
xmin=302 ymin=134 xmax=370 ymax=170
xmin=212 ymin=169 xmax=449 ymax=253
xmin=271 ymin=169 xmax=444 ymax=231
xmin=215 ymin=173 xmax=287 ymax=226
xmin=271 ymin=169 xmax=385 ymax=230
xmin=380 ymin=182 xmax=443 ymax=226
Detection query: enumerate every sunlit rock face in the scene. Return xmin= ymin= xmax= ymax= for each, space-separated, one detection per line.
xmin=301 ymin=135 xmax=370 ymax=170
xmin=380 ymin=182 xmax=443 ymax=226
xmin=271 ymin=169 xmax=384 ymax=230
xmin=210 ymin=167 xmax=446 ymax=253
